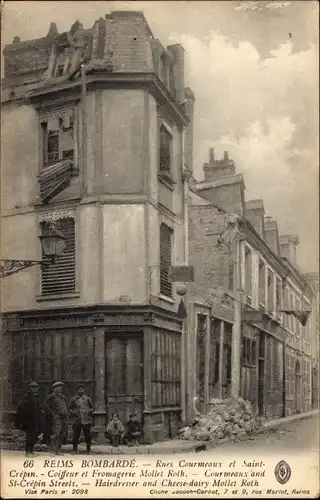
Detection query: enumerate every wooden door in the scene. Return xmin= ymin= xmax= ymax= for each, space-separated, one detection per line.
xmin=105 ymin=335 xmax=143 ymax=425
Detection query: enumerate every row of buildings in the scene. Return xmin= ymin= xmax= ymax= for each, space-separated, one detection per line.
xmin=1 ymin=11 xmax=318 ymax=443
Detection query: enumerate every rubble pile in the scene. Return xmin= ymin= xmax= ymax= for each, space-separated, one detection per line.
xmin=178 ymin=397 xmax=262 ymax=443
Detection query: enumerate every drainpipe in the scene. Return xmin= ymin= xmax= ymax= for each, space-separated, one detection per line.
xmin=80 ymin=64 xmax=87 ymax=196
xmin=231 ymin=229 xmax=242 ymax=398
xmin=181 ymin=126 xmax=193 ymax=423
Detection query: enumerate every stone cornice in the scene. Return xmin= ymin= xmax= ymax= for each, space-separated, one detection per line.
xmin=2 ymin=303 xmax=183 ymax=332
xmin=2 ymin=72 xmax=189 ymax=127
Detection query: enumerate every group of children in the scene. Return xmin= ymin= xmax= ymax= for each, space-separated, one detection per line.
xmin=106 ymin=412 xmax=142 ymax=447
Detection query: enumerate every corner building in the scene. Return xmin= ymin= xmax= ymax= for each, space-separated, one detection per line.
xmin=1 ymin=11 xmax=195 ymax=442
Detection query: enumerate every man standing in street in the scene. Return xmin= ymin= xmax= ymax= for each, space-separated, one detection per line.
xmin=45 ymin=382 xmax=68 ymax=455
xmin=15 ymin=382 xmax=44 ymax=456
xmin=69 ymin=384 xmax=94 ymax=454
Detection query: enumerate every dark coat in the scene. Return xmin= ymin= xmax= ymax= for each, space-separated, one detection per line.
xmin=15 ymin=393 xmax=44 ymax=433
xmin=43 ymin=392 xmax=69 ymax=445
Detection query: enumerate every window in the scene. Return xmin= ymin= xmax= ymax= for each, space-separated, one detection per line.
xmin=267 ymin=268 xmax=274 ymax=313
xmin=196 ymin=314 xmax=207 ymax=400
xmin=283 ymin=286 xmax=290 ymax=329
xmin=259 ymin=260 xmax=265 ymax=306
xmin=41 ymin=217 xmax=76 ymax=296
xmin=159 ymin=124 xmax=172 ymax=174
xmin=160 ymin=223 xmax=173 ymax=297
xmin=242 ymin=337 xmax=257 ymax=367
xmin=275 ymin=276 xmax=282 ymax=321
xmin=39 ymin=109 xmax=77 ymax=203
xmin=41 ymin=109 xmax=75 ymax=168
xmin=245 ymin=247 xmax=252 ymax=304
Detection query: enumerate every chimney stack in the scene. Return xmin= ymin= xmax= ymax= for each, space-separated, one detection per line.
xmin=264 ymin=216 xmax=280 ymax=255
xmin=245 ymin=199 xmax=265 ymax=239
xmin=167 ymin=44 xmax=185 ymax=104
xmin=203 ymin=149 xmax=236 ymax=182
xmin=279 ymin=235 xmax=299 ymax=266
xmin=209 ymin=148 xmax=215 ymax=163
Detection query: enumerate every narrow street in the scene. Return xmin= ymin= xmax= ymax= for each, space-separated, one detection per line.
xmin=199 ymin=416 xmax=319 ymax=455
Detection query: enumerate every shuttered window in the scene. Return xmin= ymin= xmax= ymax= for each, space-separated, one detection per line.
xmin=159 ymin=125 xmax=172 ymax=173
xmin=151 ymin=330 xmax=181 ymax=407
xmin=160 ymin=223 xmax=173 ymax=297
xmin=41 ymin=218 xmax=76 ymax=295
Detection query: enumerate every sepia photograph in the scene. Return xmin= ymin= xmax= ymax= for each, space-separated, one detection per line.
xmin=0 ymin=1 xmax=319 ymax=498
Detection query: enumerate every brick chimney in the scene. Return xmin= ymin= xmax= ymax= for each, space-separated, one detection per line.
xmin=264 ymin=216 xmax=280 ymax=255
xmin=203 ymin=148 xmax=236 ymax=182
xmin=184 ymin=87 xmax=195 ymax=172
xmin=195 ymin=149 xmax=245 ymax=215
xmin=279 ymin=235 xmax=299 ymax=266
xmin=245 ymin=199 xmax=265 ymax=239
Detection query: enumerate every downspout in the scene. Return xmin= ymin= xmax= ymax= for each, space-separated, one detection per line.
xmin=231 ymin=229 xmax=243 ymax=398
xmin=181 ymin=126 xmax=192 ymax=423
xmin=80 ymin=64 xmax=87 ymax=196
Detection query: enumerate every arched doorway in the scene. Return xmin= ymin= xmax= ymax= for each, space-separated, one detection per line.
xmin=295 ymin=360 xmax=302 ymax=414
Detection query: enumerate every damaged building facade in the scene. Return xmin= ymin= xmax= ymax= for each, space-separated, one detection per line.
xmin=1 ymin=11 xmax=195 ymax=442
xmin=187 ymin=149 xmax=317 ymax=421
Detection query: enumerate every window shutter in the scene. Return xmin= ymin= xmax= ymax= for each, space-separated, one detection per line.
xmin=159 ymin=125 xmax=172 ymax=173
xmin=41 ymin=218 xmax=76 ymax=295
xmin=160 ymin=223 xmax=173 ymax=297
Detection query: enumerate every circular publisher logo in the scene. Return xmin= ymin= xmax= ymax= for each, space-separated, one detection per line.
xmin=275 ymin=460 xmax=292 ymax=484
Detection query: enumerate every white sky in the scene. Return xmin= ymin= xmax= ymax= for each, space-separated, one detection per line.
xmin=2 ymin=1 xmax=319 ymax=272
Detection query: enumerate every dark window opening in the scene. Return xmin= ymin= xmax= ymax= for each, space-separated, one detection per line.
xmin=160 ymin=223 xmax=173 ymax=297
xmin=245 ymin=247 xmax=252 ymax=303
xmin=242 ymin=337 xmax=257 ymax=367
xmin=42 ymin=113 xmax=74 ymax=167
xmin=47 ymin=131 xmax=59 ymax=163
xmin=259 ymin=260 xmax=265 ymax=305
xmin=159 ymin=125 xmax=172 ymax=173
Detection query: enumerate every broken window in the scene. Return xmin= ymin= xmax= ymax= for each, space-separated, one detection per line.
xmin=39 ymin=109 xmax=77 ymax=203
xmin=41 ymin=110 xmax=75 ymax=167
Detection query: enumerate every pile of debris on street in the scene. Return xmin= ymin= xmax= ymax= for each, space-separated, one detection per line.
xmin=178 ymin=397 xmax=262 ymax=443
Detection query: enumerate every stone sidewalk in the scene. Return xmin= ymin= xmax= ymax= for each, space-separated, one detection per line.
xmin=59 ymin=408 xmax=319 ymax=455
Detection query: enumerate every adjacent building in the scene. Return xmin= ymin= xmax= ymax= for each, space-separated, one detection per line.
xmin=1 ymin=11 xmax=195 ymax=442
xmin=187 ymin=149 xmax=317 ymax=421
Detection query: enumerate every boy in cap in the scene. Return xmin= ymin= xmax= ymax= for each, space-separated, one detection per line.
xmin=45 ymin=382 xmax=68 ymax=455
xmin=106 ymin=414 xmax=125 ymax=447
xmin=123 ymin=412 xmax=142 ymax=446
xmin=15 ymin=382 xmax=44 ymax=456
xmin=69 ymin=384 xmax=94 ymax=454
